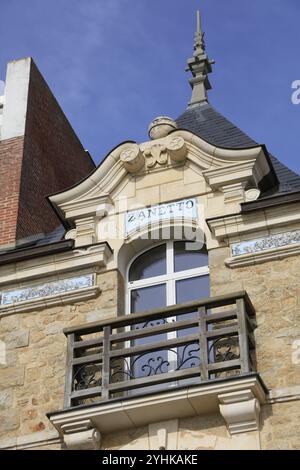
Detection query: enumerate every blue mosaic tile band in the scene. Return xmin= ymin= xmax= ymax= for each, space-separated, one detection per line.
xmin=231 ymin=230 xmax=300 ymax=257
xmin=0 ymin=274 xmax=94 ymax=306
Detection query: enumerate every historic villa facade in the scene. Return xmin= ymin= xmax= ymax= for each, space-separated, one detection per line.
xmin=0 ymin=13 xmax=299 ymax=450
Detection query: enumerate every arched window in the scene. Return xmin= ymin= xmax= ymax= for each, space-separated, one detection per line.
xmin=127 ymin=241 xmax=209 ymax=314
xmin=126 ymin=241 xmax=209 ymax=384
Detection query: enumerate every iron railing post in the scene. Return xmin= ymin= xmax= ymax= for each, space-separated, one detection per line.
xmin=236 ymin=297 xmax=251 ymax=374
xmin=101 ymin=326 xmax=110 ymax=400
xmin=198 ymin=306 xmax=209 ymax=380
xmin=64 ymin=333 xmax=74 ymax=408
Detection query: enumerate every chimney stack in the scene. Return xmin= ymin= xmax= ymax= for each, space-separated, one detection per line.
xmin=0 ymin=58 xmax=95 ymax=249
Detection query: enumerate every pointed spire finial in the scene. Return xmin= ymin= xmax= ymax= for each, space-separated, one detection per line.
xmin=196 ymin=10 xmax=201 ymax=33
xmin=194 ymin=10 xmax=204 ymax=53
xmin=186 ymin=10 xmax=214 ymax=107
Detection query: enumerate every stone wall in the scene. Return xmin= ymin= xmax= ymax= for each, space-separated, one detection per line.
xmin=1 ymin=244 xmax=300 ymax=449
xmin=209 ymin=247 xmax=300 ymax=449
xmin=261 ymin=401 xmax=300 ymax=450
xmin=0 ymin=270 xmax=121 ymax=445
xmin=209 ymin=248 xmax=300 ymax=390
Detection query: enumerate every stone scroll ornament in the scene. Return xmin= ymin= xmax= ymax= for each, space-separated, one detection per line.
xmin=120 ymin=144 xmax=144 ymax=173
xmin=144 ymin=144 xmax=168 ymax=167
xmin=166 ymin=136 xmax=187 ymax=162
xmin=120 ymin=136 xmax=187 ymax=174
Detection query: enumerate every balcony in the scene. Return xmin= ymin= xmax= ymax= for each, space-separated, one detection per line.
xmin=48 ymin=291 xmax=267 ymax=449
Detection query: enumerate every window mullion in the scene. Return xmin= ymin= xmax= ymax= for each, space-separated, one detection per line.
xmin=166 ymin=240 xmax=174 ymax=276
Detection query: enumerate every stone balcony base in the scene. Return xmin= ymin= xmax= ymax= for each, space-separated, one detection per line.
xmin=48 ymin=374 xmax=267 ymax=450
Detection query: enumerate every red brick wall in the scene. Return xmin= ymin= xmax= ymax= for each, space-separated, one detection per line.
xmin=0 ymin=136 xmax=24 ymax=246
xmin=0 ymin=59 xmax=95 ymax=247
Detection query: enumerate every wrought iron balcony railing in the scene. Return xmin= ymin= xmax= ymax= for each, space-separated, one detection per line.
xmin=63 ymin=291 xmax=256 ymax=408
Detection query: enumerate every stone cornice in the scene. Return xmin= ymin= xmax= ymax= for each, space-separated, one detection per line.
xmin=0 ymin=430 xmax=61 ymax=451
xmin=58 ymin=195 xmax=113 ymax=221
xmin=0 ymin=284 xmax=100 ymax=317
xmin=207 ymin=201 xmax=300 ymax=241
xmin=226 ymin=243 xmax=300 ymax=268
xmin=203 ymin=155 xmax=269 ymax=191
xmin=0 ymin=243 xmax=113 ymax=287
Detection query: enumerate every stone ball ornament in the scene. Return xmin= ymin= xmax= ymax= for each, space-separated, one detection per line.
xmin=148 ymin=116 xmax=178 ymax=140
xmin=120 ymin=144 xmax=144 ymax=173
xmin=245 ymin=188 xmax=260 ymax=202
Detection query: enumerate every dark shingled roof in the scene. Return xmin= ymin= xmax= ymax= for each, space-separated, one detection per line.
xmin=176 ymin=103 xmax=300 ymax=198
xmin=0 ymin=225 xmax=65 ymax=253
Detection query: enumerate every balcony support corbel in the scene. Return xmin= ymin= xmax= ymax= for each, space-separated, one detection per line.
xmin=61 ymin=419 xmax=101 ymax=450
xmin=218 ymin=389 xmax=260 ymax=435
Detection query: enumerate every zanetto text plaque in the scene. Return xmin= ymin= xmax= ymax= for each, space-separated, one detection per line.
xmin=125 ymin=198 xmax=198 ymax=235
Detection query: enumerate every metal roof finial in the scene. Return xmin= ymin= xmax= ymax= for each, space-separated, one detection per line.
xmin=186 ymin=9 xmax=214 ymax=106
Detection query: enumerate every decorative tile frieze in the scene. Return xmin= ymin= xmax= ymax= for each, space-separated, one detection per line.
xmin=231 ymin=230 xmax=300 ymax=257
xmin=0 ymin=274 xmax=94 ymax=306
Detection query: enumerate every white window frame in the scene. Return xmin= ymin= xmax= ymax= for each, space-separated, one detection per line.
xmin=126 ymin=240 xmax=209 ymax=314
xmin=124 ymin=240 xmax=210 ymax=383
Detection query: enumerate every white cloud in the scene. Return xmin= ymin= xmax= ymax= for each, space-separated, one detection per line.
xmin=0 ymin=80 xmax=5 ymax=95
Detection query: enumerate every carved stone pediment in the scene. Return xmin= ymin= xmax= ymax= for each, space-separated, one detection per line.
xmin=48 ymin=128 xmax=274 ymax=247
xmin=120 ymin=135 xmax=187 ymax=173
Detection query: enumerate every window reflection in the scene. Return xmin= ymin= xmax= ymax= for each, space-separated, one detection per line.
xmin=130 ymin=284 xmax=166 ymax=313
xmin=174 ymin=241 xmax=208 ymax=272
xmin=129 ymin=244 xmax=166 ymax=282
xmin=176 ymin=275 xmax=210 ymax=303
xmin=175 ymin=276 xmax=209 ymax=379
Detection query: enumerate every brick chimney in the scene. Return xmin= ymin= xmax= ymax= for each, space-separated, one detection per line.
xmin=0 ymin=58 xmax=95 ymax=249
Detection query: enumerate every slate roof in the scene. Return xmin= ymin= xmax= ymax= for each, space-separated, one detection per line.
xmin=0 ymin=225 xmax=66 ymax=253
xmin=176 ymin=103 xmax=300 ymax=198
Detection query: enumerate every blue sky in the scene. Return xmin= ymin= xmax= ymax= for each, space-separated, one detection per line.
xmin=1 ymin=0 xmax=300 ymax=173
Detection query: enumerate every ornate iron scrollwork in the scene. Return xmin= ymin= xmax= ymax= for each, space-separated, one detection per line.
xmin=73 ymin=364 xmax=101 ymax=391
xmin=175 ymin=343 xmax=200 ymax=370
xmin=136 ymin=318 xmax=168 ymax=329
xmin=110 ymin=353 xmax=170 ymax=381
xmin=110 ymin=341 xmax=200 ymax=381
xmin=208 ymin=336 xmax=239 ymax=363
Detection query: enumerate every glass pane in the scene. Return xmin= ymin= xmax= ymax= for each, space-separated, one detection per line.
xmin=130 ymin=284 xmax=166 ymax=313
xmin=174 ymin=241 xmax=208 ymax=272
xmin=176 ymin=275 xmax=210 ymax=303
xmin=129 ymin=244 xmax=166 ymax=282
